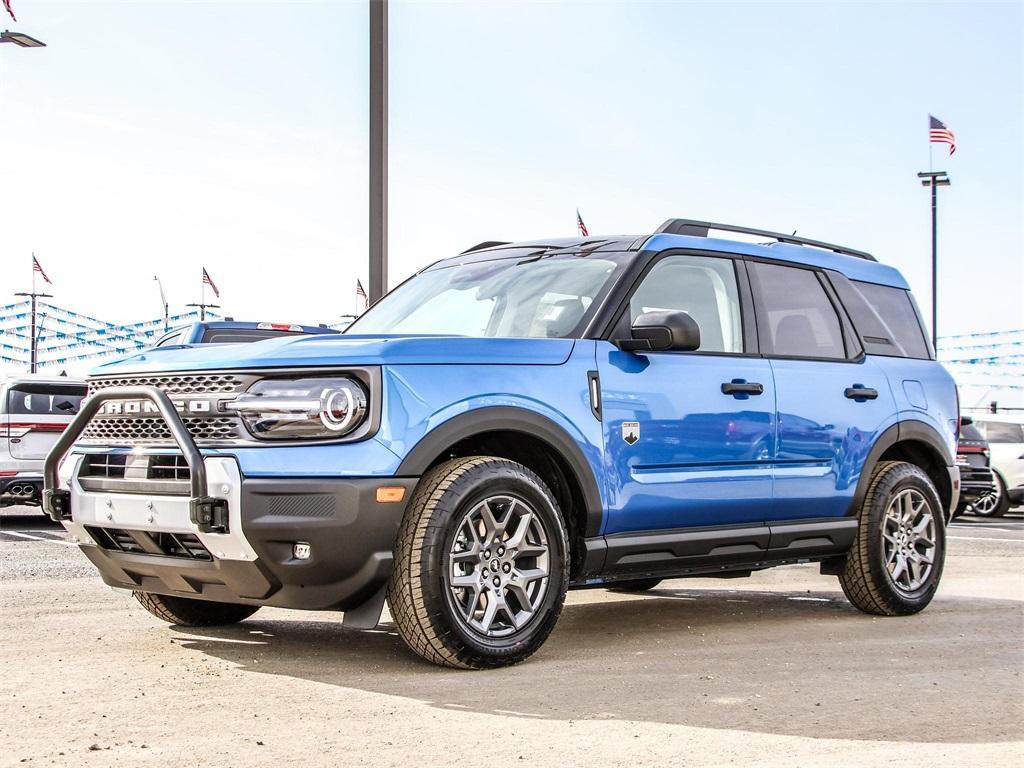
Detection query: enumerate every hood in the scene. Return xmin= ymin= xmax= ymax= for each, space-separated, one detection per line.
xmin=89 ymin=335 xmax=577 ymax=376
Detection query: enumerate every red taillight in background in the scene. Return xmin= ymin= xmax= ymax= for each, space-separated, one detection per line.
xmin=0 ymin=423 xmax=67 ymax=438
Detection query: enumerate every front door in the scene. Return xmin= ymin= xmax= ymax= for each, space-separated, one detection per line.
xmin=598 ymin=253 xmax=776 ymax=536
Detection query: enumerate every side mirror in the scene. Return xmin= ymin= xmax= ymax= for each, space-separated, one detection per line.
xmin=616 ymin=311 xmax=701 ymax=353
xmin=960 ymin=415 xmax=974 ymax=426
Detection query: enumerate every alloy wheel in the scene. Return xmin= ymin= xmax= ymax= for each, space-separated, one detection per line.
xmin=881 ymin=488 xmax=937 ymax=594
xmin=446 ymin=495 xmax=550 ymax=638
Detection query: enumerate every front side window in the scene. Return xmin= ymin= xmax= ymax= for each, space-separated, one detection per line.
xmin=749 ymin=262 xmax=846 ymax=359
xmin=627 ymin=254 xmax=743 ymax=353
xmin=348 ymin=252 xmax=629 ymax=338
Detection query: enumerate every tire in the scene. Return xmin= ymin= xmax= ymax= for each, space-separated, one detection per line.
xmin=608 ymin=579 xmax=662 ymax=593
xmin=839 ymin=461 xmax=946 ymax=616
xmin=388 ymin=456 xmax=570 ymax=669
xmin=133 ymin=591 xmax=259 ymax=626
xmin=969 ymin=472 xmax=1010 ymax=518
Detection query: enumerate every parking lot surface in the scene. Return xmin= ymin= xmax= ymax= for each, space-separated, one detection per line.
xmin=2 ymin=507 xmax=1022 ymax=767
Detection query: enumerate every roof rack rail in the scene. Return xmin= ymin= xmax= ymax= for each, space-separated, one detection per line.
xmin=461 ymin=240 xmax=511 ymax=254
xmin=653 ymin=219 xmax=875 ymax=262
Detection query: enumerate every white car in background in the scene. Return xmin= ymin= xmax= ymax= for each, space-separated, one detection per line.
xmin=972 ymin=417 xmax=1024 ymax=516
xmin=1 ymin=375 xmax=88 ymax=512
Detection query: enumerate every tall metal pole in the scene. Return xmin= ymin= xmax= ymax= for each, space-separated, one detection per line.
xmin=917 ymin=171 xmax=950 ymax=355
xmin=930 ymin=180 xmax=938 ymax=352
xmin=14 ymin=290 xmax=52 ymax=374
xmin=369 ymin=0 xmax=388 ymax=304
xmin=30 ymin=293 xmax=37 ymax=374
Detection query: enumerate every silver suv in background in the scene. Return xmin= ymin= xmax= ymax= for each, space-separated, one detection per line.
xmin=1 ymin=375 xmax=87 ymax=511
xmin=972 ymin=417 xmax=1024 ymax=516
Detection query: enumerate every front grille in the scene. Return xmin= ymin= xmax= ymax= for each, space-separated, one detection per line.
xmin=80 ymin=416 xmax=244 ymax=445
xmin=88 ymin=373 xmax=246 ymax=396
xmin=82 ymin=372 xmax=255 ymax=447
xmin=86 ymin=526 xmax=212 ymax=561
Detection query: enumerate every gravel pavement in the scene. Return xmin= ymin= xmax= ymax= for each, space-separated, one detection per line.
xmin=2 ymin=506 xmax=1022 ymax=767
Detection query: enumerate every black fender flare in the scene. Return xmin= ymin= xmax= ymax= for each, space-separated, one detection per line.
xmin=395 ymin=406 xmax=605 ymax=537
xmin=850 ymin=419 xmax=955 ymax=515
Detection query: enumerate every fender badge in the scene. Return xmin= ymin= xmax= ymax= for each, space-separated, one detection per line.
xmin=622 ymin=421 xmax=640 ymax=445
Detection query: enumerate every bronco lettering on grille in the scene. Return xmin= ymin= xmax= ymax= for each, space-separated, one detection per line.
xmin=98 ymin=398 xmax=214 ymax=416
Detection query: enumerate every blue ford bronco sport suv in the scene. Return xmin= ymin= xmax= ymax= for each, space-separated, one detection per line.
xmin=44 ymin=219 xmax=960 ymax=669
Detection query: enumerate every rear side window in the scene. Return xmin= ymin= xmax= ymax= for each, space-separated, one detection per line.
xmin=849 ymin=281 xmax=930 ymax=360
xmin=4 ymin=385 xmax=86 ymax=416
xmin=748 ymin=262 xmax=846 ymax=359
xmin=976 ymin=421 xmax=1024 ymax=443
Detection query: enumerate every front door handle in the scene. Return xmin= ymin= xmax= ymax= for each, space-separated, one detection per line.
xmin=844 ymin=385 xmax=879 ymax=401
xmin=721 ymin=380 xmax=764 ymax=396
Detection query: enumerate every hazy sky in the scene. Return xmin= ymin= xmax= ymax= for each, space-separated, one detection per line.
xmin=1 ymin=0 xmax=1022 ymax=336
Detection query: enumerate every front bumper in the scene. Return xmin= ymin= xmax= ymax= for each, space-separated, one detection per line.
xmin=44 ymin=384 xmax=419 ymax=613
xmin=60 ymin=458 xmax=417 ymax=611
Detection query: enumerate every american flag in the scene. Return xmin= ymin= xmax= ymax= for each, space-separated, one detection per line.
xmin=32 ymin=254 xmax=52 ymax=284
xmin=576 ymin=209 xmax=589 ymax=237
xmin=356 ymin=279 xmax=368 ymax=311
xmin=202 ymin=267 xmax=220 ymax=298
xmin=929 ymin=115 xmax=956 ymax=156
xmin=3 ymin=0 xmax=16 ymax=23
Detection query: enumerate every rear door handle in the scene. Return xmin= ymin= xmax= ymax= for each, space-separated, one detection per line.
xmin=844 ymin=385 xmax=879 ymax=401
xmin=721 ymin=380 xmax=764 ymax=396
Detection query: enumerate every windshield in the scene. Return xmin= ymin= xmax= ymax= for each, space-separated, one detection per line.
xmin=348 ymin=252 xmax=629 ymax=338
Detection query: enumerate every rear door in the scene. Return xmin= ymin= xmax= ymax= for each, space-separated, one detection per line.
xmin=746 ymin=260 xmax=897 ymax=520
xmin=3 ymin=383 xmax=86 ymax=459
xmin=597 ymin=252 xmax=776 ymax=534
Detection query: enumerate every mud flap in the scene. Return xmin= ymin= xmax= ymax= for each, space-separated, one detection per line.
xmin=341 ymin=583 xmax=388 ymax=630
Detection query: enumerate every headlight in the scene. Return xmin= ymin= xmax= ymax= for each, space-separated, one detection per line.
xmin=227 ymin=377 xmax=368 ymax=440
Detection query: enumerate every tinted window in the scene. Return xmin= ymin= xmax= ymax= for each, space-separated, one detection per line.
xmin=201 ymin=329 xmax=302 ymax=343
xmin=155 ymin=331 xmax=186 ymax=347
xmin=628 ymin=255 xmax=743 ymax=353
xmin=850 ymin=281 xmax=930 ymax=359
xmin=4 ymin=384 xmax=86 ymax=416
xmin=748 ymin=262 xmax=845 ymax=359
xmin=976 ymin=421 xmax=1024 ymax=443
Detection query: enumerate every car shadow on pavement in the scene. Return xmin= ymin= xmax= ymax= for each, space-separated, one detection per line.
xmin=170 ymin=586 xmax=1023 ymax=744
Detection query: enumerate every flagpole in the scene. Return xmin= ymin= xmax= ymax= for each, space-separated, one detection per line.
xmin=201 ymin=270 xmax=206 ymax=321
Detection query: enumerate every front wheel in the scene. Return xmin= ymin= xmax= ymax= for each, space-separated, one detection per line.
xmin=388 ymin=456 xmax=569 ymax=669
xmin=839 ymin=461 xmax=946 ymax=616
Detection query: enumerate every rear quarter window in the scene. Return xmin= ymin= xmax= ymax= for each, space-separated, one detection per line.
xmin=828 ymin=275 xmax=931 ymax=359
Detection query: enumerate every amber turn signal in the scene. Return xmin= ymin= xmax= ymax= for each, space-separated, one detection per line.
xmin=376 ymin=486 xmax=406 ymax=503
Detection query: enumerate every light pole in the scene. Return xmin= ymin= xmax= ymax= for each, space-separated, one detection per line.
xmin=0 ymin=30 xmax=46 ymax=47
xmin=369 ymin=0 xmax=387 ymax=304
xmin=14 ymin=290 xmax=52 ymax=373
xmin=918 ymin=170 xmax=951 ymax=353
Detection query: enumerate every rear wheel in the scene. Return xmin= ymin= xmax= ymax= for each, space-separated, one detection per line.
xmin=133 ymin=591 xmax=259 ymax=626
xmin=839 ymin=461 xmax=946 ymax=616
xmin=969 ymin=473 xmax=1009 ymax=518
xmin=608 ymin=579 xmax=662 ymax=593
xmin=388 ymin=456 xmax=569 ymax=669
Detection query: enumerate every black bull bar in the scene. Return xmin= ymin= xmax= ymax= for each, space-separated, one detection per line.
xmin=43 ymin=385 xmax=230 ymax=532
